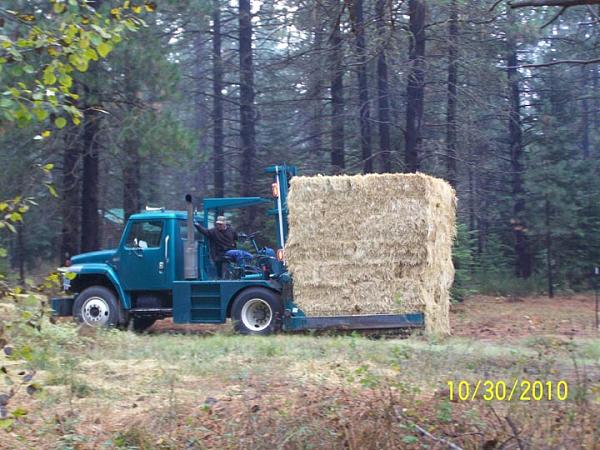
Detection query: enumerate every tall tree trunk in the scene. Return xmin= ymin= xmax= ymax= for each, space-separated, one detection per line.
xmin=239 ymin=0 xmax=257 ymax=225
xmin=80 ymin=0 xmax=103 ymax=253
xmin=16 ymin=221 xmax=24 ymax=284
xmin=212 ymin=0 xmax=225 ymax=197
xmin=507 ymin=11 xmax=532 ymax=278
xmin=80 ymin=100 xmax=101 ymax=253
xmin=122 ymin=58 xmax=141 ymax=221
xmin=376 ymin=0 xmax=391 ymax=173
xmin=446 ymin=0 xmax=458 ymax=187
xmin=405 ymin=0 xmax=426 ymax=173
xmin=594 ymin=67 xmax=599 ymax=133
xmin=352 ymin=0 xmax=373 ymax=173
xmin=123 ymin=141 xmax=141 ymax=221
xmin=194 ymin=31 xmax=210 ymax=197
xmin=61 ymin=131 xmax=81 ymax=260
xmin=212 ymin=0 xmax=225 ymax=198
xmin=308 ymin=4 xmax=324 ymax=163
xmin=467 ymin=142 xmax=476 ymax=237
xmin=468 ymin=139 xmax=483 ymax=255
xmin=545 ymin=197 xmax=554 ymax=298
xmin=330 ymin=6 xmax=345 ymax=171
xmin=580 ymin=65 xmax=590 ymax=159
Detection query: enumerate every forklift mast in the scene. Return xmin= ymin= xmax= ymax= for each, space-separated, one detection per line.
xmin=265 ymin=164 xmax=296 ymax=250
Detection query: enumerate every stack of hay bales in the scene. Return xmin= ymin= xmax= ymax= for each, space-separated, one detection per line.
xmin=285 ymin=172 xmax=456 ymax=335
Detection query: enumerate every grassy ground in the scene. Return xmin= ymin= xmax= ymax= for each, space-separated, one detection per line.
xmin=1 ymin=294 xmax=600 ymax=449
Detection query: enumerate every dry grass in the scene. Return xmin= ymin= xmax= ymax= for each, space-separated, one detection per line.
xmin=286 ymin=173 xmax=456 ymax=335
xmin=0 ymin=334 xmax=597 ymax=449
xmin=0 ymin=294 xmax=599 ymax=449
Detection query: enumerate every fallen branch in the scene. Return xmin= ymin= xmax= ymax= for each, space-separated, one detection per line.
xmin=505 ymin=416 xmax=525 ymax=450
xmin=394 ymin=407 xmax=464 ymax=450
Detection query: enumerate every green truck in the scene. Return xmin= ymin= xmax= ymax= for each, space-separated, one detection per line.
xmin=52 ymin=164 xmax=424 ymax=334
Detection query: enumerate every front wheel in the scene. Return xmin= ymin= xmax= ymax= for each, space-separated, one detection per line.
xmin=73 ymin=286 xmax=126 ymax=328
xmin=231 ymin=288 xmax=282 ymax=335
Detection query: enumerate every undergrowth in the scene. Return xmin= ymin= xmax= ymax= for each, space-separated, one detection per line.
xmin=0 ymin=307 xmax=598 ymax=448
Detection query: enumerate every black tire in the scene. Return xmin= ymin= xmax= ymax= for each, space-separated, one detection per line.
xmin=130 ymin=317 xmax=157 ymax=333
xmin=231 ymin=287 xmax=283 ymax=335
xmin=73 ymin=286 xmax=126 ymax=328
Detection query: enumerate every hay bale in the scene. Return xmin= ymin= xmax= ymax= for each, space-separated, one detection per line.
xmin=285 ymin=172 xmax=456 ymax=335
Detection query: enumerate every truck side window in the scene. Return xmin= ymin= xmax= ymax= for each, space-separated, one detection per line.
xmin=125 ymin=221 xmax=164 ymax=248
xmin=179 ymin=221 xmax=200 ymax=241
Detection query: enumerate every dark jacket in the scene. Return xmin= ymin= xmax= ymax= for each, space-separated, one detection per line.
xmin=194 ymin=223 xmax=238 ymax=261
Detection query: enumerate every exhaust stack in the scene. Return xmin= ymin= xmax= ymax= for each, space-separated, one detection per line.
xmin=184 ymin=194 xmax=198 ymax=279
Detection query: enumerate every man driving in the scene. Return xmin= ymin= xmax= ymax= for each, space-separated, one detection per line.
xmin=194 ymin=216 xmax=238 ymax=278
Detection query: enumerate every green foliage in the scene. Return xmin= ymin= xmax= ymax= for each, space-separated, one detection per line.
xmin=451 ymin=223 xmax=476 ymax=302
xmin=436 ymin=400 xmax=453 ymax=423
xmin=0 ymin=291 xmax=52 ymax=425
xmin=0 ymin=1 xmax=147 ymax=126
xmin=112 ymin=428 xmax=154 ymax=449
xmin=85 ymin=9 xmax=198 ymax=212
xmin=522 ymin=65 xmax=600 ymax=293
xmin=473 ymin=272 xmax=546 ymax=297
xmin=401 ymin=435 xmax=418 ymax=444
xmin=465 ymin=231 xmax=547 ymax=296
xmin=0 ymin=202 xmax=65 ymax=423
xmin=478 ymin=233 xmax=511 ymax=276
xmin=0 ymin=197 xmax=33 ymax=234
xmin=0 ymin=196 xmax=36 ymax=288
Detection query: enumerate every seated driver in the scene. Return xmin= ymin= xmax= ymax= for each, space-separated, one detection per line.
xmin=194 ymin=215 xmax=238 ymax=278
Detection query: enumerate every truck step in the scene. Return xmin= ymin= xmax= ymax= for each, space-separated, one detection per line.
xmin=130 ymin=308 xmax=173 ymax=316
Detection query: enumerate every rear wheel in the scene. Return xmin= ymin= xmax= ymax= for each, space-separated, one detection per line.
xmin=73 ymin=286 xmax=125 ymax=328
xmin=231 ymin=288 xmax=282 ymax=335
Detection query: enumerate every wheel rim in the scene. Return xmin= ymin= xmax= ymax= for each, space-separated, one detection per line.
xmin=81 ymin=296 xmax=110 ymax=326
xmin=240 ymin=298 xmax=273 ymax=331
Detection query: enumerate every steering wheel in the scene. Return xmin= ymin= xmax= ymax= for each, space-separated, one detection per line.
xmin=239 ymin=231 xmax=259 ymax=241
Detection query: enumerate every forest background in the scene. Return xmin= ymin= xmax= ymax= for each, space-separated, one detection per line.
xmin=1 ymin=0 xmax=600 ymax=300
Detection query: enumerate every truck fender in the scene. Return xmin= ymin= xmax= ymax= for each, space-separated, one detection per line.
xmin=64 ymin=263 xmax=132 ymax=310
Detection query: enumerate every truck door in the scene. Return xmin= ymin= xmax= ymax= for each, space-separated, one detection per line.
xmin=118 ymin=219 xmax=168 ymax=291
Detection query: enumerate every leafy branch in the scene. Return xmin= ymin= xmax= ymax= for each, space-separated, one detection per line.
xmin=0 ymin=1 xmax=153 ymax=127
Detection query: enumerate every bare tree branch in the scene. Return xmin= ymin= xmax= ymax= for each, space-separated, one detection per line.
xmin=509 ymin=0 xmax=600 ymax=8
xmin=541 ymin=6 xmax=567 ymax=27
xmin=489 ymin=0 xmax=505 ymax=11
xmin=508 ymin=57 xmax=600 ymax=68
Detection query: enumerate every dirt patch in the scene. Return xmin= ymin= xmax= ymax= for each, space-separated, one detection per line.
xmin=149 ymin=293 xmax=599 ymax=340
xmin=451 ymin=293 xmax=598 ymax=340
xmin=148 ymin=318 xmax=229 ymax=335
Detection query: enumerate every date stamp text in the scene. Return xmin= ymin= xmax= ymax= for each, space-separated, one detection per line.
xmin=447 ymin=379 xmax=568 ymax=401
